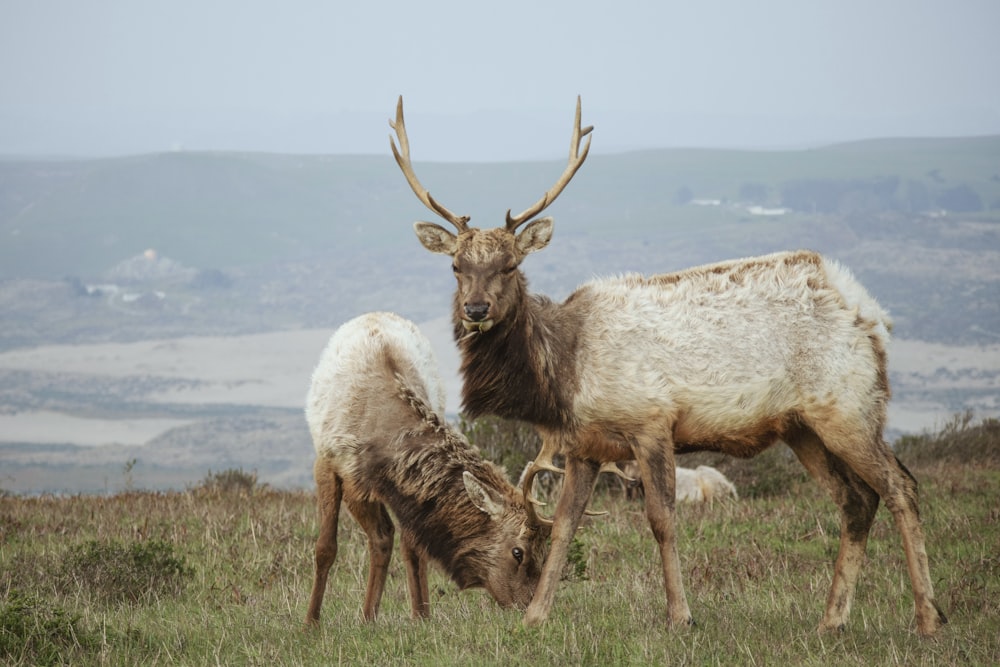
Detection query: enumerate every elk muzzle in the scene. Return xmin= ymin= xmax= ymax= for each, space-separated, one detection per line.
xmin=462 ymin=303 xmax=494 ymax=333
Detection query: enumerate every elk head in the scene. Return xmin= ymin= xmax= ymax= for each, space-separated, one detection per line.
xmin=390 ymin=96 xmax=592 ymax=334
xmin=462 ymin=470 xmax=548 ymax=607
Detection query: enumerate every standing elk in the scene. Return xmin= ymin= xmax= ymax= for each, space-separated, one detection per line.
xmin=304 ymin=311 xmax=548 ymax=625
xmin=387 ymin=97 xmax=947 ymax=636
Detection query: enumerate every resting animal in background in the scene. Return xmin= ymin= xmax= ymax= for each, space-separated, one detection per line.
xmin=304 ymin=312 xmax=549 ymax=625
xmin=620 ymin=462 xmax=738 ymax=504
xmin=388 ymin=96 xmax=946 ymax=636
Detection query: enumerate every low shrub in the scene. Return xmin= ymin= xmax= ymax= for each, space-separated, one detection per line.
xmin=0 ymin=589 xmax=98 ymax=666
xmin=59 ymin=539 xmax=193 ymax=604
xmin=459 ymin=415 xmax=540 ymax=481
xmin=193 ymin=467 xmax=263 ymax=496
xmin=562 ymin=537 xmax=589 ymax=581
xmin=894 ymin=410 xmax=1000 ymax=467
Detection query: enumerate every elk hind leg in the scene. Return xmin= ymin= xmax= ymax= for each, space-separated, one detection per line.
xmin=635 ymin=437 xmax=693 ymax=628
xmin=346 ymin=498 xmax=396 ymax=622
xmin=787 ymin=429 xmax=880 ymax=634
xmin=306 ymin=458 xmax=343 ymax=626
xmin=817 ymin=428 xmax=946 ymax=636
xmin=883 ymin=456 xmax=947 ymax=636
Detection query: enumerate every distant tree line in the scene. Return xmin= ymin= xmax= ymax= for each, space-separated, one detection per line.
xmin=776 ymin=176 xmax=986 ymax=215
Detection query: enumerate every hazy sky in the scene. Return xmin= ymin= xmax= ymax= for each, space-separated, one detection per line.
xmin=2 ymin=0 xmax=998 ymax=160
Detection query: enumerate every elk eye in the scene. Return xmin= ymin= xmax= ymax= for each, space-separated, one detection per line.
xmin=452 ymin=264 xmax=461 ymax=275
xmin=512 ymin=547 xmax=524 ymax=564
xmin=501 ymin=265 xmax=517 ymax=275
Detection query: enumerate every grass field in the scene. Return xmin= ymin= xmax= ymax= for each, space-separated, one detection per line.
xmin=2 ymin=419 xmax=998 ymax=666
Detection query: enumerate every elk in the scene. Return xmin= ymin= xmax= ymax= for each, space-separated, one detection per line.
xmin=619 ymin=462 xmax=738 ymax=504
xmin=387 ymin=96 xmax=947 ymax=636
xmin=304 ymin=311 xmax=548 ymax=625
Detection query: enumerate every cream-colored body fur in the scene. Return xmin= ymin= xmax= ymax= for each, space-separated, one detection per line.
xmin=306 ymin=311 xmax=445 ymax=457
xmin=570 ymin=254 xmax=888 ymax=447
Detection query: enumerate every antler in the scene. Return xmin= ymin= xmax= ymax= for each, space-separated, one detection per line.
xmin=505 ymin=96 xmax=593 ymax=231
xmin=520 ymin=439 xmax=564 ymax=528
xmin=389 ymin=96 xmax=470 ymax=233
xmin=521 ymin=439 xmax=634 ymax=527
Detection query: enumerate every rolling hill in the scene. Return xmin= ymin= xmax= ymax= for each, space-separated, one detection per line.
xmin=2 ymin=136 xmax=999 ymax=492
xmin=2 ymin=136 xmax=998 ymax=281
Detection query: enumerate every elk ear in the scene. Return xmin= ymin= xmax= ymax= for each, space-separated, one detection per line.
xmin=514 ymin=217 xmax=553 ymax=255
xmin=463 ymin=471 xmax=504 ymax=519
xmin=414 ymin=221 xmax=458 ymax=255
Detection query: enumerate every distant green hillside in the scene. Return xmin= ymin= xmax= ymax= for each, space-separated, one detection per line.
xmin=1 ymin=136 xmax=998 ymax=280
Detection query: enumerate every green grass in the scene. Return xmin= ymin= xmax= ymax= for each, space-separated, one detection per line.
xmin=2 ymin=424 xmax=998 ymax=665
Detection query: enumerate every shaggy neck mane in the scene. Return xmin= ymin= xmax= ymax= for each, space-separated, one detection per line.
xmin=454 ymin=282 xmax=578 ymax=429
xmin=368 ymin=417 xmax=518 ymax=590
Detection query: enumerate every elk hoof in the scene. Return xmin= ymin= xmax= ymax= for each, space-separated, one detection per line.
xmin=917 ymin=603 xmax=948 ymax=637
xmin=817 ymin=621 xmax=846 ymax=635
xmin=523 ymin=607 xmax=548 ymax=628
xmin=669 ymin=613 xmax=695 ymax=629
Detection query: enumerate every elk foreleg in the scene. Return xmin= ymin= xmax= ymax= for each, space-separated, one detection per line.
xmin=635 ymin=436 xmax=693 ymax=628
xmin=306 ymin=459 xmax=343 ymax=627
xmin=347 ymin=499 xmax=396 ymax=622
xmin=401 ymin=535 xmax=430 ymax=619
xmin=523 ymin=453 xmax=600 ymax=627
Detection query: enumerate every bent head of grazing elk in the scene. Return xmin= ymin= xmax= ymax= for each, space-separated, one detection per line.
xmin=389 ymin=97 xmax=946 ymax=637
xmin=304 ymin=312 xmax=548 ymax=626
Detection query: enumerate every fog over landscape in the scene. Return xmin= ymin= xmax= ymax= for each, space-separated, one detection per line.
xmin=1 ymin=2 xmax=998 ymax=493
xmin=2 ymin=1 xmax=999 ymax=159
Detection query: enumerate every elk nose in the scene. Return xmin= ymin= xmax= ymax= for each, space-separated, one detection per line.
xmin=464 ymin=303 xmax=490 ymax=322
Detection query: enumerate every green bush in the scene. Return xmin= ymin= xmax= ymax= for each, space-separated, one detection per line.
xmin=895 ymin=411 xmax=1000 ymax=467
xmin=458 ymin=415 xmax=541 ymax=481
xmin=0 ymin=589 xmax=97 ymax=666
xmin=563 ymin=537 xmax=589 ymax=582
xmin=194 ymin=467 xmax=263 ymax=495
xmin=60 ymin=539 xmax=193 ymax=604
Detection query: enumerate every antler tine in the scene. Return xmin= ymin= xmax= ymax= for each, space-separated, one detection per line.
xmin=505 ymin=96 xmax=594 ymax=231
xmin=598 ymin=461 xmax=635 ymax=483
xmin=521 ymin=441 xmax=621 ymax=524
xmin=521 ymin=439 xmax=565 ymax=528
xmin=389 ymin=96 xmax=470 ymax=232
xmin=578 ymin=463 xmax=638 ymax=518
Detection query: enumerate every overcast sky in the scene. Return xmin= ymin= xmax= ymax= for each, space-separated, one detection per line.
xmin=2 ymin=0 xmax=998 ymax=160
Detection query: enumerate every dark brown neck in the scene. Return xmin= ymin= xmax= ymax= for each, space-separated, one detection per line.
xmin=368 ymin=427 xmax=508 ymax=590
xmin=455 ymin=290 xmax=578 ymax=429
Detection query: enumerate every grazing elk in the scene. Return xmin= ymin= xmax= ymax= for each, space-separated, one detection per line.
xmin=387 ymin=97 xmax=947 ymax=636
xmin=619 ymin=462 xmax=738 ymax=504
xmin=304 ymin=311 xmax=548 ymax=625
